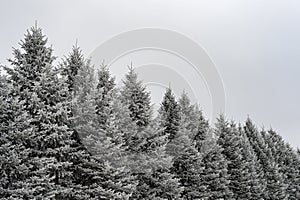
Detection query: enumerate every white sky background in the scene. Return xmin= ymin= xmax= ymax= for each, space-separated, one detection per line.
xmin=1 ymin=0 xmax=300 ymax=148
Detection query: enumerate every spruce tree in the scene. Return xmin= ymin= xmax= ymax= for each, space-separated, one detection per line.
xmin=3 ymin=25 xmax=80 ymax=198
xmin=63 ymin=45 xmax=136 ymax=198
xmin=263 ymin=129 xmax=300 ymax=199
xmin=216 ymin=115 xmax=264 ymax=199
xmin=158 ymin=88 xmax=181 ymax=140
xmin=244 ymin=118 xmax=287 ymax=199
xmin=125 ymin=124 xmax=183 ymax=199
xmin=94 ymin=63 xmax=116 ymax=129
xmin=200 ymin=141 xmax=232 ymax=199
xmin=0 ymin=75 xmax=32 ymax=198
xmin=178 ymin=91 xmax=199 ymax=136
xmin=192 ymin=109 xmax=211 ymax=154
xmin=2 ymin=25 xmax=131 ymax=199
xmin=165 ymin=127 xmax=192 ymax=158
xmin=121 ymin=65 xmax=152 ymax=127
xmin=61 ymin=43 xmax=85 ymax=93
xmin=172 ymin=145 xmax=207 ymax=199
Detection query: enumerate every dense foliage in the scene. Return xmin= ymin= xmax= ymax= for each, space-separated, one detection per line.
xmin=0 ymin=25 xmax=299 ymax=199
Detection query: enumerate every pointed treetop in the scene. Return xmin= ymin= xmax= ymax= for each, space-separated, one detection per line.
xmin=75 ymin=38 xmax=79 ymax=49
xmin=128 ymin=61 xmax=133 ymax=71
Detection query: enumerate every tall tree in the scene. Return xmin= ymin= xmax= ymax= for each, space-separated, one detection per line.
xmin=192 ymin=108 xmax=211 ymax=154
xmin=1 ymin=26 xmax=131 ymax=199
xmin=63 ymin=44 xmax=136 ymax=199
xmin=3 ymin=25 xmax=79 ymax=198
xmin=172 ymin=145 xmax=207 ymax=199
xmin=244 ymin=118 xmax=287 ymax=200
xmin=216 ymin=115 xmax=264 ymax=199
xmin=263 ymin=129 xmax=300 ymax=199
xmin=158 ymin=88 xmax=181 ymax=140
xmin=61 ymin=43 xmax=85 ymax=93
xmin=124 ymin=124 xmax=183 ymax=199
xmin=0 ymin=74 xmax=32 ymax=198
xmin=121 ymin=65 xmax=152 ymax=128
xmin=94 ymin=63 xmax=116 ymax=129
xmin=200 ymin=141 xmax=232 ymax=199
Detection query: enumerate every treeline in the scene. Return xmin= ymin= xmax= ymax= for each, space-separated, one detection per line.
xmin=0 ymin=26 xmax=300 ymax=199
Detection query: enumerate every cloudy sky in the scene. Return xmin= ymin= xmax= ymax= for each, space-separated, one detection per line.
xmin=1 ymin=0 xmax=299 ymax=148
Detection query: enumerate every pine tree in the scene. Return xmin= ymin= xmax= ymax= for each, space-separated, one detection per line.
xmin=3 ymin=25 xmax=79 ymax=198
xmin=121 ymin=65 xmax=152 ymax=128
xmin=94 ymin=63 xmax=116 ymax=129
xmin=192 ymin=108 xmax=211 ymax=154
xmin=106 ymin=91 xmax=138 ymax=149
xmin=178 ymin=91 xmax=199 ymax=136
xmin=244 ymin=118 xmax=287 ymax=199
xmin=2 ymin=25 xmax=131 ymax=199
xmin=61 ymin=43 xmax=86 ymax=93
xmin=0 ymin=75 xmax=32 ymax=198
xmin=125 ymin=124 xmax=183 ymax=199
xmin=200 ymin=141 xmax=232 ymax=199
xmin=165 ymin=127 xmax=192 ymax=158
xmin=63 ymin=44 xmax=136 ymax=198
xmin=158 ymin=88 xmax=181 ymax=140
xmin=216 ymin=115 xmax=264 ymax=199
xmin=263 ymin=129 xmax=300 ymax=199
xmin=172 ymin=145 xmax=207 ymax=199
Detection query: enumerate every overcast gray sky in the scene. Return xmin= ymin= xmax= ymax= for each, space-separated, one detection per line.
xmin=1 ymin=0 xmax=299 ymax=148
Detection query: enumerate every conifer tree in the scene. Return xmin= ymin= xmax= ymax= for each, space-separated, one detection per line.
xmin=63 ymin=45 xmax=136 ymax=198
xmin=192 ymin=108 xmax=211 ymax=154
xmin=2 ymin=25 xmax=131 ymax=199
xmin=158 ymin=88 xmax=181 ymax=140
xmin=0 ymin=75 xmax=32 ymax=198
xmin=178 ymin=91 xmax=199 ymax=135
xmin=124 ymin=124 xmax=183 ymax=199
xmin=3 ymin=25 xmax=80 ymax=198
xmin=216 ymin=115 xmax=264 ymax=199
xmin=172 ymin=145 xmax=207 ymax=199
xmin=165 ymin=127 xmax=192 ymax=158
xmin=94 ymin=63 xmax=116 ymax=129
xmin=121 ymin=65 xmax=152 ymax=127
xmin=61 ymin=43 xmax=85 ymax=93
xmin=200 ymin=141 xmax=232 ymax=199
xmin=263 ymin=129 xmax=300 ymax=199
xmin=244 ymin=118 xmax=287 ymax=199
xmin=109 ymin=91 xmax=138 ymax=147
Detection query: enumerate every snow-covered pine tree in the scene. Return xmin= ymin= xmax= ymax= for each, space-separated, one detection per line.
xmin=3 ymin=25 xmax=80 ymax=198
xmin=262 ymin=129 xmax=300 ymax=199
xmin=238 ymin=124 xmax=266 ymax=199
xmin=192 ymin=107 xmax=211 ymax=154
xmin=158 ymin=87 xmax=181 ymax=140
xmin=61 ymin=43 xmax=85 ymax=93
xmin=172 ymin=145 xmax=207 ymax=199
xmin=165 ymin=127 xmax=192 ymax=159
xmin=94 ymin=63 xmax=116 ymax=130
xmin=200 ymin=141 xmax=232 ymax=199
xmin=0 ymin=74 xmax=33 ymax=198
xmin=216 ymin=115 xmax=264 ymax=199
xmin=121 ymin=65 xmax=152 ymax=128
xmin=62 ymin=45 xmax=136 ymax=198
xmin=109 ymin=91 xmax=138 ymax=146
xmin=124 ymin=124 xmax=183 ymax=199
xmin=2 ymin=26 xmax=132 ymax=199
xmin=178 ymin=91 xmax=199 ymax=136
xmin=244 ymin=118 xmax=287 ymax=200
